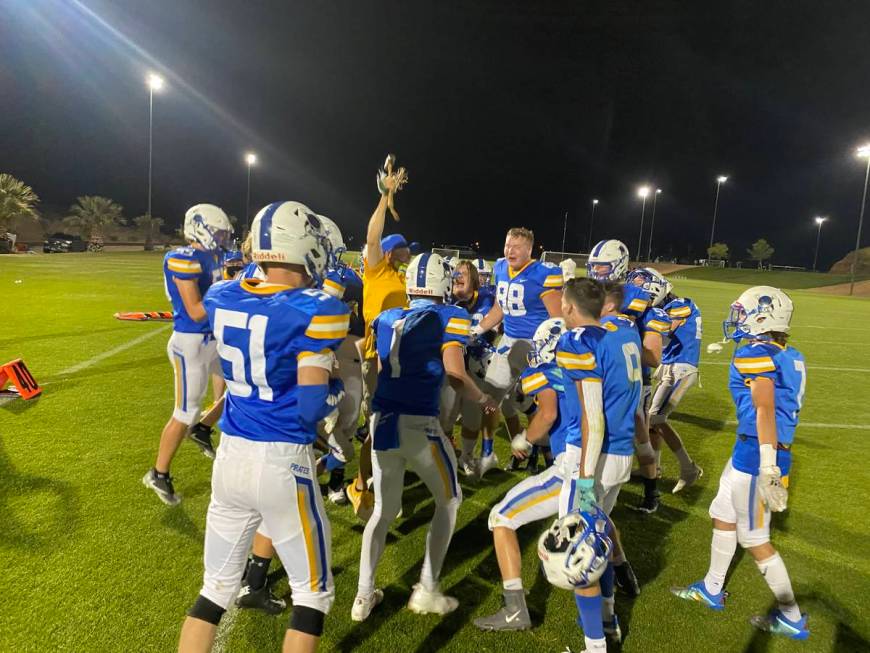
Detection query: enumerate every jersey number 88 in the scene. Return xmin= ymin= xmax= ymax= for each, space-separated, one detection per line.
xmin=496 ymin=281 xmax=526 ymax=316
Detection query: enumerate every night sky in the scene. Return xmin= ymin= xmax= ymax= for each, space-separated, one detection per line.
xmin=3 ymin=1 xmax=870 ymax=268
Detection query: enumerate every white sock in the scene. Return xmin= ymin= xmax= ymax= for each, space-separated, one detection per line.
xmin=419 ymin=498 xmax=459 ymax=593
xmin=703 ymin=529 xmax=737 ymax=595
xmin=602 ymin=596 xmax=615 ymax=621
xmin=585 ymin=636 xmax=607 ymax=652
xmin=461 ymin=437 xmax=476 ymax=458
xmin=654 ymin=449 xmax=662 ymax=468
xmin=503 ymin=577 xmax=523 ymax=591
xmin=756 ymin=553 xmax=801 ymax=621
xmin=674 ymin=446 xmax=693 ymax=473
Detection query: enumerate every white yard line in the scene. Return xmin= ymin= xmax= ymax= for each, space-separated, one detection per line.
xmin=700 ymin=360 xmax=870 ymax=373
xmin=55 ymin=325 xmax=170 ymax=376
xmin=211 ymin=605 xmax=239 ymax=653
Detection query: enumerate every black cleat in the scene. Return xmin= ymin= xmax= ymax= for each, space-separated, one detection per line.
xmin=614 ymin=561 xmax=641 ymax=597
xmin=633 ymin=492 xmax=660 ymax=514
xmin=504 ymin=455 xmax=523 ymax=472
xmin=354 ymin=423 xmax=370 ymax=445
xmin=187 ymin=423 xmax=216 ymax=459
xmin=142 ymin=469 xmax=180 ymax=506
xmin=236 ymin=583 xmax=287 ymax=615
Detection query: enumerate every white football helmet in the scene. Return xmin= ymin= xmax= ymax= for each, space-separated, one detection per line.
xmin=472 ymin=258 xmax=493 ymax=286
xmin=316 ymin=214 xmax=346 ymax=269
xmin=183 ymin=204 xmax=233 ymax=251
xmin=537 ymin=510 xmax=612 ymax=591
xmin=723 ymin=285 xmax=793 ymax=341
xmin=528 ymin=318 xmax=566 ymax=367
xmin=250 ymin=201 xmax=331 ymax=284
xmin=627 ymin=266 xmax=672 ymax=307
xmin=406 ymin=252 xmax=452 ymax=301
xmin=559 ymin=258 xmax=578 ymax=283
xmin=587 ymin=239 xmax=630 ymax=281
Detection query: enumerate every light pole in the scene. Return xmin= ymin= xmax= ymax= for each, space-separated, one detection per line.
xmin=587 ymin=199 xmax=599 ymax=251
xmin=146 ymin=73 xmax=164 ymax=219
xmin=636 ymin=186 xmax=650 ymax=261
xmin=812 ymin=216 xmax=827 ymax=272
xmin=245 ymin=152 xmax=257 ymax=230
xmin=560 ymin=211 xmax=569 ymax=252
xmin=851 ymin=145 xmax=870 ymax=295
xmin=709 ymin=175 xmax=728 ymax=250
xmin=647 ymin=188 xmax=662 ymax=262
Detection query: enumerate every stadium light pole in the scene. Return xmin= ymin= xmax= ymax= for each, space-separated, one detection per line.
xmin=636 ymin=186 xmax=650 ymax=261
xmin=587 ymin=199 xmax=599 ymax=251
xmin=812 ymin=216 xmax=827 ymax=272
xmin=146 ymin=73 xmax=164 ymax=219
xmin=647 ymin=188 xmax=662 ymax=261
xmin=245 ymin=152 xmax=257 ymax=230
xmin=708 ymin=175 xmax=728 ymax=250
xmin=560 ymin=211 xmax=569 ymax=252
xmin=850 ymin=145 xmax=870 ymax=295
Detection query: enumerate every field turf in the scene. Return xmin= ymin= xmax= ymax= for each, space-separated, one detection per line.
xmin=1 ymin=252 xmax=869 ymax=652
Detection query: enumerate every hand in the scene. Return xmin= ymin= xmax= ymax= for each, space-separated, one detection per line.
xmin=511 ymin=429 xmax=532 ymax=459
xmin=479 ymin=393 xmax=498 ymax=415
xmin=758 ymin=465 xmax=788 ymax=512
xmin=573 ymin=477 xmax=597 ymax=514
xmin=470 ymin=324 xmax=485 ymax=338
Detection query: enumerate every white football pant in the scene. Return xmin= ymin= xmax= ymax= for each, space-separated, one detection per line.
xmin=167 ymin=331 xmax=220 ymax=425
xmin=326 ymin=338 xmax=364 ymax=463
xmin=709 ymin=459 xmax=774 ymax=548
xmin=648 ymin=363 xmax=698 ymax=425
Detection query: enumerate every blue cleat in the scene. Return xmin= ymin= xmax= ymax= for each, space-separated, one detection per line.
xmin=750 ymin=609 xmax=810 ymax=640
xmin=670 ymin=581 xmax=727 ymax=611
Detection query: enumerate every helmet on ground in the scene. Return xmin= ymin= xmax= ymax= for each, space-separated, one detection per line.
xmin=405 ymin=252 xmax=452 ymax=301
xmin=183 ymin=204 xmax=233 ymax=251
xmin=250 ymin=201 xmax=331 ymax=284
xmin=472 ymin=258 xmax=493 ymax=286
xmin=723 ymin=285 xmax=793 ymax=341
xmin=538 ymin=509 xmax=612 ymax=591
xmin=626 ymin=267 xmax=672 ymax=307
xmin=528 ymin=318 xmax=566 ymax=367
xmin=587 ymin=239 xmax=630 ymax=281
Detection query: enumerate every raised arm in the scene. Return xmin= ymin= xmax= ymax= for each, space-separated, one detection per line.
xmin=365 ymin=194 xmax=390 ymax=269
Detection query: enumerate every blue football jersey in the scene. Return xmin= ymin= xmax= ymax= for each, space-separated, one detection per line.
xmin=729 ymin=341 xmax=806 ymax=476
xmin=371 ymin=301 xmax=471 ymax=424
xmin=636 ymin=306 xmax=671 ymax=384
xmin=663 ymin=297 xmax=702 ymax=366
xmin=163 ymin=246 xmax=222 ymax=333
xmin=493 ymin=259 xmax=562 ymax=339
xmin=555 ymin=325 xmax=606 ymax=449
xmin=456 ymin=285 xmax=497 ymax=360
xmin=620 ymin=283 xmax=650 ymax=319
xmin=241 ymin=261 xmax=264 ymax=280
xmin=204 ymin=279 xmax=350 ymax=445
xmin=519 ymin=362 xmax=580 ymax=456
xmin=323 ymin=266 xmax=365 ymax=338
xmin=599 ymin=315 xmax=643 ymax=455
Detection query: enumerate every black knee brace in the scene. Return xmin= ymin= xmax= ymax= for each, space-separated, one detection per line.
xmin=289 ymin=605 xmax=325 ymax=636
xmin=188 ymin=595 xmax=225 ymax=626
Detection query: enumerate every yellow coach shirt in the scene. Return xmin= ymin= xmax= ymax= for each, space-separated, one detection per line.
xmin=362 ymin=256 xmax=408 ymax=359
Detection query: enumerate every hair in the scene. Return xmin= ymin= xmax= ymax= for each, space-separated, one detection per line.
xmin=766 ymin=331 xmax=789 ymax=346
xmin=506 ymin=227 xmax=534 ymax=246
xmin=241 ymin=233 xmax=253 ymax=262
xmin=600 ymin=280 xmax=624 ymax=309
xmin=563 ymin=278 xmax=605 ymax=319
xmin=456 ymin=260 xmax=480 ymax=292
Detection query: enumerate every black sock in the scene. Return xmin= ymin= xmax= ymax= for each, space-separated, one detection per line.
xmin=328 ymin=468 xmax=345 ymax=492
xmin=153 ymin=468 xmax=170 ymax=479
xmin=642 ymin=477 xmax=658 ymax=499
xmin=246 ymin=554 xmax=271 ymax=591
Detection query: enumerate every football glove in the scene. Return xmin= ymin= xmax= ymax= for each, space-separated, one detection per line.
xmin=706 ymin=342 xmax=724 ymax=354
xmin=573 ymin=477 xmax=598 ymax=514
xmin=758 ymin=465 xmax=788 ymax=512
xmin=510 ymin=429 xmax=532 ymax=456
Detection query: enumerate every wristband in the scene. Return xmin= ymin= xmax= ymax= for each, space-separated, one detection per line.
xmin=575 ymin=477 xmax=595 ymax=489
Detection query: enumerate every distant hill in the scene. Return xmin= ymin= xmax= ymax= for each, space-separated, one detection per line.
xmin=830 ymin=247 xmax=870 ymax=276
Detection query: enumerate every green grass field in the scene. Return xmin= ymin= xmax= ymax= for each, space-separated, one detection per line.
xmin=674 ymin=266 xmax=869 ymax=289
xmin=1 ymin=252 xmax=869 ymax=652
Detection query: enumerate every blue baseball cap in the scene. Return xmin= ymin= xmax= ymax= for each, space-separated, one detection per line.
xmin=381 ymin=234 xmax=408 ymax=253
xmin=409 ymin=241 xmax=422 ymax=254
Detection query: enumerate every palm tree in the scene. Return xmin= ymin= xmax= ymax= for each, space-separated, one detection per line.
xmin=64 ymin=196 xmax=124 ymax=243
xmin=0 ymin=173 xmax=40 ymax=235
xmin=134 ymin=214 xmax=164 ymax=251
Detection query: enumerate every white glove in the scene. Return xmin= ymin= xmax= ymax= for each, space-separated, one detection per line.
xmin=470 ymin=324 xmax=485 ymax=338
xmin=758 ymin=465 xmax=788 ymax=512
xmin=323 ymin=408 xmax=340 ymax=434
xmin=511 ymin=430 xmax=532 ymax=456
xmin=707 ymin=342 xmax=724 ymax=354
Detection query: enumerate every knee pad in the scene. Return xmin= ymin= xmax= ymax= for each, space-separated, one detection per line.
xmin=188 ymin=595 xmax=226 ymax=626
xmin=737 ymin=526 xmax=770 ymax=548
xmin=289 ymin=605 xmax=325 ymax=637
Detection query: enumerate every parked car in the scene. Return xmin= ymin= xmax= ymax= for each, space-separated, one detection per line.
xmin=44 ymin=233 xmax=87 ymax=253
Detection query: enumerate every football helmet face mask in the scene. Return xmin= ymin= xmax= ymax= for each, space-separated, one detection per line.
xmin=472 ymin=258 xmax=493 ymax=286
xmin=723 ymin=285 xmax=793 ymax=341
xmin=184 ymin=204 xmax=233 ymax=252
xmin=626 ymin=267 xmax=672 ymax=307
xmin=528 ymin=317 xmax=566 ymax=367
xmin=538 ymin=509 xmax=612 ymax=591
xmin=587 ymin=239 xmax=630 ymax=281
xmin=316 ymin=214 xmax=346 ymax=270
xmin=250 ymin=201 xmax=331 ymax=286
xmin=405 ymin=252 xmax=452 ymax=302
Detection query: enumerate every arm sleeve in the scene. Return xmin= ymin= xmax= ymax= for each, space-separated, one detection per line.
xmin=555 ymin=330 xmax=603 ymax=382
xmin=441 ymin=305 xmax=471 ymax=351
xmin=732 ymin=344 xmax=778 ymax=381
xmin=165 ymin=250 xmax=203 ymax=280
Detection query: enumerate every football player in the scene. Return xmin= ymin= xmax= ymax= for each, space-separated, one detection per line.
xmin=352 ymin=253 xmax=497 ymax=622
xmin=672 ymin=286 xmax=809 ymax=641
xmin=178 ymin=201 xmax=349 ymax=653
xmin=143 ymin=204 xmax=232 ymax=505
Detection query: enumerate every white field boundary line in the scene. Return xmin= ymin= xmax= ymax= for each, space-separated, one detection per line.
xmin=700 ymin=360 xmax=870 ymax=374
xmin=212 ymin=604 xmax=239 ymax=653
xmin=54 ymin=325 xmax=170 ymax=376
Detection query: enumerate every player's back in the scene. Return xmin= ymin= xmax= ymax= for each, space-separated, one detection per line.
xmin=372 ymin=302 xmax=470 ymax=416
xmin=493 ymin=259 xmax=562 ymax=339
xmin=204 ymin=278 xmax=349 ymax=444
xmin=620 ymin=283 xmax=650 ymax=319
xmin=663 ymin=297 xmax=702 ymax=366
xmin=163 ymin=246 xmax=221 ymax=333
xmin=599 ymin=315 xmax=643 ymax=454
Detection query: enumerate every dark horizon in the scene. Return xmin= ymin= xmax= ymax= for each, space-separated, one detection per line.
xmin=3 ymin=0 xmax=870 ymax=268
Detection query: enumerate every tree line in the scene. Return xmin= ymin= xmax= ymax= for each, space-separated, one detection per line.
xmin=707 ymin=239 xmax=775 ymax=268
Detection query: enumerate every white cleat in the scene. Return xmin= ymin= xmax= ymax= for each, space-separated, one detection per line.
xmin=351 ymin=589 xmax=384 ymax=622
xmin=478 ymin=453 xmax=499 ymax=479
xmin=459 ymin=454 xmax=478 ymax=477
xmin=327 ymin=488 xmax=348 ymax=505
xmin=673 ymin=463 xmax=703 ymax=494
xmin=407 ymin=583 xmax=459 ymax=616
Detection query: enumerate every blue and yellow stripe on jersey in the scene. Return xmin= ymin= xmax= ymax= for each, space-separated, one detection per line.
xmin=668 ymin=305 xmax=692 ymax=318
xmin=445 ymin=316 xmax=471 ymax=336
xmin=521 ymin=371 xmax=549 ymax=394
xmin=627 ymin=297 xmax=648 ymax=313
xmin=556 ymin=350 xmax=596 ymax=371
xmin=733 ymin=356 xmax=776 ymax=374
xmin=166 ymin=257 xmax=203 ymax=275
xmin=542 ymin=274 xmax=563 ymax=289
xmin=498 ymin=475 xmax=562 ymax=519
xmin=304 ymin=313 xmax=350 ymax=340
xmin=646 ymin=318 xmax=671 ymax=334
xmin=295 ymin=475 xmax=329 ymax=592
xmin=427 ymin=434 xmax=458 ymax=499
xmin=322 ymin=277 xmax=344 ymax=295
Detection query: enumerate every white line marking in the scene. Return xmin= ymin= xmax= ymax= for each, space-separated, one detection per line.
xmin=701 ymin=360 xmax=870 ymax=373
xmin=55 ymin=326 xmax=169 ymax=376
xmin=212 ymin=604 xmax=238 ymax=653
xmin=795 ymin=325 xmax=870 ymax=331
xmin=722 ymin=420 xmax=870 ymax=431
